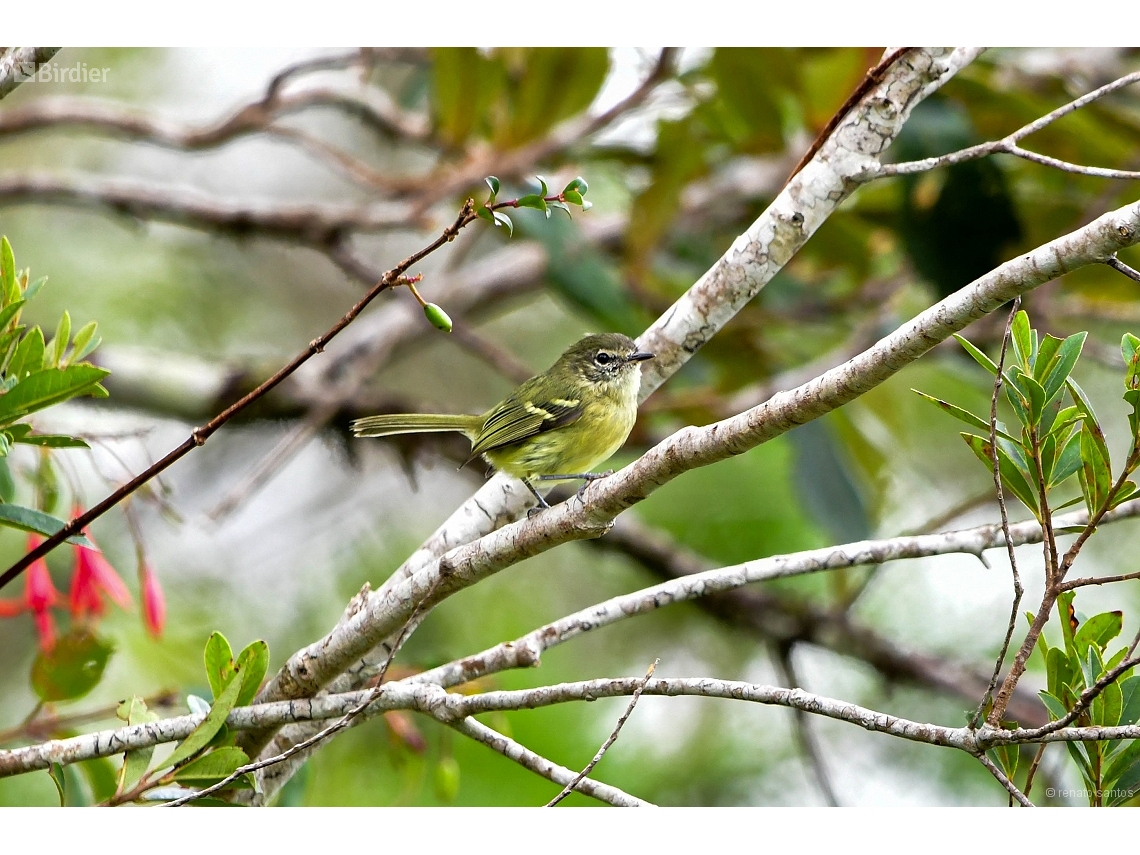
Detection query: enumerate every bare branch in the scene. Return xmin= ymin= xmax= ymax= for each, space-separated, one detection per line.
xmin=975 ymin=752 xmax=1034 ymax=807
xmin=1107 ymin=254 xmax=1140 ymax=283
xmin=972 ymin=297 xmax=1023 ymax=728
xmin=0 ymin=173 xmax=412 ymax=244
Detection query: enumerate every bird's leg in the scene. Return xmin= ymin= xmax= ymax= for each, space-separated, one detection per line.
xmin=522 ymin=478 xmax=552 ymax=518
xmin=534 ymin=470 xmax=615 ymax=502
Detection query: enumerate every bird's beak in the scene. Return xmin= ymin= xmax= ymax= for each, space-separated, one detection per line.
xmin=627 ymin=351 xmax=655 ymax=363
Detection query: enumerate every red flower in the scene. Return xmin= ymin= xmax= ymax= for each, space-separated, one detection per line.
xmin=0 ymin=535 xmax=62 ymax=651
xmin=141 ymin=564 xmax=165 ymax=638
xmin=69 ymin=537 xmax=133 ymax=620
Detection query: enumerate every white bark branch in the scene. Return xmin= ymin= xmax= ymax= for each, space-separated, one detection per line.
xmin=0 ymin=48 xmax=59 ymax=101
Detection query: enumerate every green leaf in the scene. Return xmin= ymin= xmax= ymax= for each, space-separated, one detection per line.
xmin=549 ymin=201 xmax=572 ymax=218
xmin=160 ymin=669 xmax=244 ymax=773
xmin=1032 ymin=334 xmax=1064 ymax=384
xmin=476 ymin=205 xmax=495 ymax=224
xmin=1092 ymin=675 xmax=1124 ymax=728
xmin=1039 ymin=690 xmax=1068 ymax=721
xmin=0 ymin=364 xmax=111 ymax=426
xmin=1078 ymin=424 xmax=1112 ymax=514
xmin=120 ymin=747 xmax=154 ymax=791
xmin=563 ymin=176 xmax=588 ymax=196
xmin=12 ymin=433 xmax=89 ymax=449
xmin=1074 ymin=611 xmax=1123 ymax=656
xmin=0 ymin=504 xmax=92 ymax=545
xmin=1010 ymin=310 xmax=1033 ymax=371
xmin=1107 ymin=757 xmax=1140 ymax=805
xmin=1123 ymin=332 xmax=1140 ymax=390
xmin=1067 ymin=378 xmax=1110 ymax=466
xmin=1119 ymin=675 xmax=1140 ymax=726
xmin=516 ymin=193 xmax=547 ymax=212
xmin=172 ymin=747 xmax=249 ymax=784
xmin=31 ymin=629 xmax=114 ymax=702
xmin=491 ymin=211 xmax=513 ymax=236
xmin=67 ymin=321 xmax=98 ymax=366
xmin=989 ymin=742 xmax=1019 ymax=781
xmin=235 ymin=640 xmax=270 ymax=707
xmin=23 ymin=275 xmax=47 ymax=302
xmin=0 ymin=300 xmax=26 ymax=333
xmin=1040 ymin=332 xmax=1086 ymax=401
xmin=1103 ymin=739 xmax=1140 ymax=790
xmin=1111 ymin=480 xmax=1139 ymax=509
xmin=912 ymin=390 xmax=1019 ymax=442
xmin=78 ymin=755 xmax=118 ymax=803
xmin=1009 ymin=368 xmax=1046 ymax=426
xmin=49 ymin=311 xmax=70 ymax=369
xmin=1058 ymin=590 xmax=1078 ymax=659
xmin=563 ymin=189 xmax=583 ymax=206
xmin=1 ymin=237 xmax=17 ymax=306
xmin=1046 ymin=645 xmax=1075 ymax=698
xmin=6 ymin=326 xmax=45 ymax=381
xmin=204 ymin=632 xmax=235 ymax=701
xmin=533 ymin=175 xmax=549 ymax=197
xmin=485 ymin=176 xmax=500 ymax=198
xmin=48 ymin=762 xmax=66 ymax=807
xmin=116 ymin=696 xmax=158 ymax=725
xmin=1050 ymin=430 xmax=1083 ymax=488
xmin=961 ymin=433 xmax=1039 ymax=517
xmin=954 ymin=334 xmax=999 ymax=375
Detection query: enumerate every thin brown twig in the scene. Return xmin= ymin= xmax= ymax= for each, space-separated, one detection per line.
xmin=976 ymin=750 xmax=1034 ymax=807
xmin=1021 ymin=742 xmax=1048 ymax=802
xmin=1107 ymin=255 xmax=1140 ymax=284
xmin=972 ymin=297 xmax=1023 ymax=728
xmin=0 ymin=199 xmax=477 ymax=593
xmin=545 ymin=659 xmax=658 ymax=807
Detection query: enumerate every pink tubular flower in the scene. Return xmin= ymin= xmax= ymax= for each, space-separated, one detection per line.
xmin=140 ymin=564 xmax=165 ymax=638
xmin=0 ymin=535 xmax=63 ymax=651
xmin=69 ymin=538 xmax=133 ymax=620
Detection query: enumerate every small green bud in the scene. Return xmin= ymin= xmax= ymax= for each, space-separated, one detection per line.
xmin=424 ymin=302 xmax=453 ymax=333
xmin=434 ymin=756 xmax=460 ymax=803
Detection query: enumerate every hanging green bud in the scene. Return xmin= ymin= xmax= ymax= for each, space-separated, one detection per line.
xmin=423 ymin=302 xmax=453 ymax=333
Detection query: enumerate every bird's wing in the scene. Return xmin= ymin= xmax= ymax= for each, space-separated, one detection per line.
xmin=470 ymin=394 xmax=583 ymax=457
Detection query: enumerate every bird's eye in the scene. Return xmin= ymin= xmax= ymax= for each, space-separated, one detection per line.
xmin=594 ymin=352 xmax=613 ymax=366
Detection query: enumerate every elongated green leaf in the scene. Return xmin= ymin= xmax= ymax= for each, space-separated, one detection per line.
xmin=1039 ymin=690 xmax=1068 ymax=721
xmin=0 ymin=504 xmax=92 ymax=545
xmin=204 ymin=632 xmax=235 ymax=701
xmin=1120 ymin=676 xmax=1140 ymax=726
xmin=0 ymin=300 xmax=26 ymax=334
xmin=1010 ymin=310 xmax=1033 ymax=371
xmin=954 ymin=334 xmax=998 ymax=375
xmin=161 ymin=669 xmax=244 ymax=773
xmin=1107 ymin=757 xmax=1140 ymax=805
xmin=1068 ymin=378 xmax=1110 ymax=466
xmin=0 ymin=364 xmax=111 ymax=426
xmin=1074 ymin=611 xmax=1123 ymax=656
xmin=1111 ymin=480 xmax=1139 ymax=509
xmin=912 ymin=390 xmax=1019 ymax=442
xmin=12 ymin=433 xmax=89 ymax=449
xmin=1032 ymin=334 xmax=1064 ymax=383
xmin=0 ymin=237 xmax=17 ymax=306
xmin=121 ymin=747 xmax=154 ymax=791
xmin=235 ymin=640 xmax=270 ymax=707
xmin=6 ymin=326 xmax=44 ymax=381
xmin=49 ymin=311 xmax=70 ymax=368
xmin=1041 ymin=332 xmax=1086 ymax=401
xmin=1059 ymin=590 xmax=1078 ymax=659
xmin=48 ymin=763 xmax=66 ymax=807
xmin=172 ymin=747 xmax=249 ymax=784
xmin=1079 ymin=424 xmax=1112 ymax=514
xmin=1092 ymin=676 xmax=1124 ymax=728
xmin=23 ymin=275 xmax=46 ymax=302
xmin=67 ymin=321 xmax=97 ymax=366
xmin=961 ymin=433 xmax=1039 ymax=516
xmin=1050 ymin=430 xmax=1083 ymax=488
xmin=1047 ymin=645 xmax=1074 ymax=698
xmin=1104 ymin=739 xmax=1140 ymax=789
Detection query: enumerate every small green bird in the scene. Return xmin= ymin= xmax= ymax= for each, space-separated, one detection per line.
xmin=351 ymin=333 xmax=654 ymax=510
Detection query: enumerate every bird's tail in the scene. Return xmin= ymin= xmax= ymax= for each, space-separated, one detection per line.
xmin=351 ymin=413 xmax=483 ymax=439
